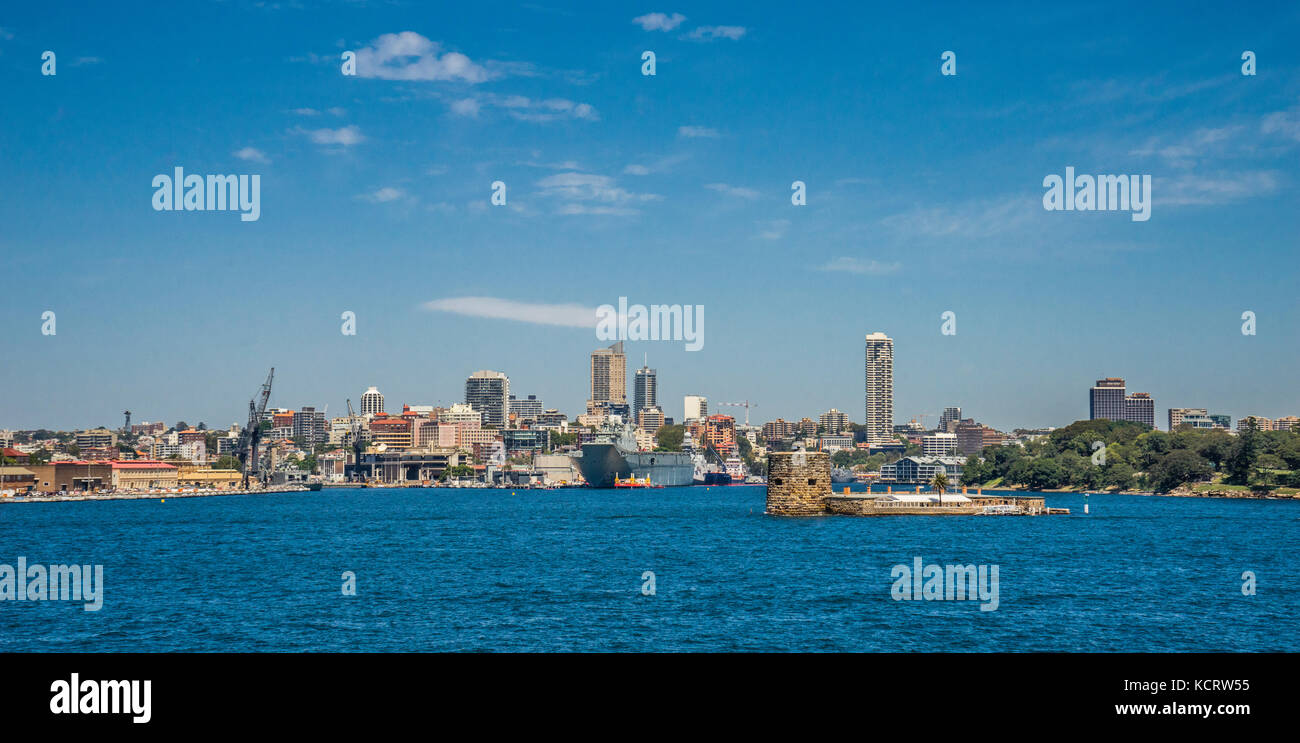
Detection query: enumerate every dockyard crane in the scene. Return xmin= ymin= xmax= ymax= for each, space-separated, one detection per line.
xmin=718 ymin=400 xmax=758 ymax=426
xmin=237 ymin=368 xmax=275 ymax=490
xmin=345 ymin=398 xmax=368 ymax=483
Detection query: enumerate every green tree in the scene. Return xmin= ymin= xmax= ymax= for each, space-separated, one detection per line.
xmin=655 ymin=424 xmax=685 ymax=452
xmin=930 ymin=472 xmax=949 ymax=504
xmin=1225 ymin=421 xmax=1261 ymax=486
xmin=1148 ymin=449 xmax=1212 ymax=493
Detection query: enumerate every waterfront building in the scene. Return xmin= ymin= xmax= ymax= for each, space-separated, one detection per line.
xmin=465 ymin=370 xmax=510 ymax=428
xmin=1089 ymin=378 xmax=1126 ymax=421
xmin=110 ymin=460 xmax=179 ymax=490
xmin=938 ymin=406 xmax=962 ymax=432
xmin=27 ymin=462 xmax=113 ymax=493
xmin=1209 ymin=414 xmax=1231 ymax=429
xmin=922 ymin=432 xmax=958 ymax=456
xmin=633 ymin=364 xmax=657 ymax=424
xmin=864 ymin=332 xmax=895 ymax=446
xmin=879 ymin=455 xmax=966 ymax=484
xmin=819 ymin=408 xmax=849 ymax=435
xmin=1124 ymin=393 xmax=1155 ymax=428
xmin=360 ymin=386 xmax=385 ymax=417
xmin=683 ymin=395 xmax=708 ymax=422
xmin=590 ymin=342 xmax=627 ymax=410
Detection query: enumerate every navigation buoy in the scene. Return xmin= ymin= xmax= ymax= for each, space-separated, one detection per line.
xmin=1084 ymin=493 xmax=1089 ymax=515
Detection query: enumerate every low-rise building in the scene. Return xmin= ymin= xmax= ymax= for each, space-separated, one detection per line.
xmin=880 ymin=455 xmax=966 ymax=484
xmin=110 ymin=461 xmax=179 ymax=490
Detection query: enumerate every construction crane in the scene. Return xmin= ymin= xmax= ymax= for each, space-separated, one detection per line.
xmin=718 ymin=400 xmax=758 ymax=426
xmin=237 ymin=368 xmax=275 ymax=490
xmin=345 ymin=398 xmax=368 ymax=483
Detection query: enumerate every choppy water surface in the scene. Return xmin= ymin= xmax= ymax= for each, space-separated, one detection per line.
xmin=1 ymin=486 xmax=1295 ymax=651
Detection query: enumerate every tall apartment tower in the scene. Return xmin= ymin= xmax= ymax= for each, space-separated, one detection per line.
xmin=938 ymin=406 xmax=962 ymax=432
xmin=1124 ymin=392 xmax=1155 ymax=428
xmin=1089 ymin=378 xmax=1126 ymax=421
xmin=633 ymin=363 xmax=657 ymax=425
xmin=590 ymin=342 xmax=627 ymax=407
xmin=863 ymin=332 xmax=894 ymax=446
xmin=683 ymin=395 xmax=708 ymax=422
xmin=465 ymin=370 xmax=510 ymax=428
xmin=360 ymin=386 xmax=385 ymax=417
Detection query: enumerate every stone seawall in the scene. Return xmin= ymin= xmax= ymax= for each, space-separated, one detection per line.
xmin=765 ymin=451 xmax=831 ymax=515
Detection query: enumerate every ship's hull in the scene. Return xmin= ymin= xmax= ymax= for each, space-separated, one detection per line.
xmin=578 ymin=444 xmax=695 ymax=488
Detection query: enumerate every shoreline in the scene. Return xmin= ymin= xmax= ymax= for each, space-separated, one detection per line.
xmin=1 ymin=485 xmax=311 ymax=504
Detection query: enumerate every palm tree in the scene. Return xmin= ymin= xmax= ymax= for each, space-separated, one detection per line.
xmin=931 ymin=471 xmax=949 ymax=505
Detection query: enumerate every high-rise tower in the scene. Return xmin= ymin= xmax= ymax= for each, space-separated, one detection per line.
xmin=864 ymin=332 xmax=894 ymax=446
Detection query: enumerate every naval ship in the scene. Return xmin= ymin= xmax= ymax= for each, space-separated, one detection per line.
xmin=577 ymin=422 xmax=695 ymax=488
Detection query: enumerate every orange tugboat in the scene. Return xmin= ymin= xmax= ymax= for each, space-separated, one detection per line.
xmin=613 ymin=474 xmax=664 ymax=489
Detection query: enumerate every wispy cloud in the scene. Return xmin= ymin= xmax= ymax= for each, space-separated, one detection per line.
xmin=633 ymin=13 xmax=686 ymax=31
xmin=354 ymin=31 xmax=494 ymax=83
xmin=536 ymin=171 xmax=661 ymax=215
xmin=448 ymin=94 xmax=598 ymax=122
xmin=357 ymin=187 xmax=407 ymax=203
xmin=705 ymin=183 xmax=760 ymax=199
xmin=294 ymin=125 xmax=364 ymax=147
xmin=816 ymin=257 xmax=902 ymax=275
xmin=880 ymin=197 xmax=1032 ymax=239
xmin=423 ymin=297 xmax=597 ymax=327
xmin=684 ymin=25 xmax=746 ymax=41
xmin=233 ymin=147 xmax=270 ymax=164
xmin=1157 ymin=171 xmax=1279 ymax=206
xmin=678 ymin=125 xmax=719 ymax=138
xmin=756 ymin=219 xmax=789 ymax=240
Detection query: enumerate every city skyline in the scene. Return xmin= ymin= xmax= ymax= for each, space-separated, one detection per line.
xmin=3 ymin=4 xmax=1298 ymax=431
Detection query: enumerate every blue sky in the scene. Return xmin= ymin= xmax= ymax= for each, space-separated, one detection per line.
xmin=2 ymin=1 xmax=1298 ymax=432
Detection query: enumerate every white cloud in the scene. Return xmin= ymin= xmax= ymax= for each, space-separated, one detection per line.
xmin=633 ymin=13 xmax=686 ymax=31
xmin=705 ymin=183 xmax=760 ymax=199
xmin=295 ymin=125 xmax=365 ymax=146
xmin=450 ymin=98 xmax=481 ymax=117
xmin=354 ymin=31 xmax=493 ymax=83
xmin=685 ymin=25 xmax=746 ymax=41
xmin=423 ymin=296 xmax=597 ymax=328
xmin=536 ymin=171 xmax=660 ymax=215
xmin=623 ymin=164 xmax=651 ymax=175
xmin=292 ymin=107 xmax=320 ymax=116
xmin=816 ymin=257 xmax=902 ymax=275
xmin=358 ymin=187 xmax=406 ymax=203
xmin=448 ymin=94 xmax=597 ymax=122
xmin=756 ymin=219 xmax=789 ymax=240
xmin=1262 ymin=109 xmax=1300 ymax=141
xmin=233 ymin=147 xmax=270 ymax=164
xmin=678 ymin=125 xmax=719 ymax=138
xmin=1157 ymin=171 xmax=1279 ymax=206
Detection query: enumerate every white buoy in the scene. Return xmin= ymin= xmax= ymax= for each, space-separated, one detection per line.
xmin=1084 ymin=493 xmax=1090 ymax=514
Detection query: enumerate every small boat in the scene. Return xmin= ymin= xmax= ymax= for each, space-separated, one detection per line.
xmin=305 ymin=483 xmax=323 ymax=491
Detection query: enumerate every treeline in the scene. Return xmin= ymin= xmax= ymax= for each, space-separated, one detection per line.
xmin=960 ymin=419 xmax=1300 ymax=493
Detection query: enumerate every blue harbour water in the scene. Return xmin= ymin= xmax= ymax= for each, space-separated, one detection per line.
xmin=1 ymin=486 xmax=1297 ymax=652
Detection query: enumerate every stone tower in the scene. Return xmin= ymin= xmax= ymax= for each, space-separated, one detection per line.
xmin=765 ymin=451 xmax=830 ymax=515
